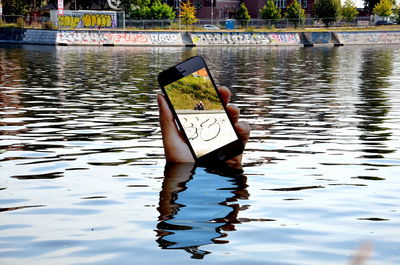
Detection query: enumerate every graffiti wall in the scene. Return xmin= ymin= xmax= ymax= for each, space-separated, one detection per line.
xmin=190 ymin=32 xmax=301 ymax=46
xmin=336 ymin=31 xmax=400 ymax=44
xmin=56 ymin=31 xmax=184 ymax=46
xmin=57 ymin=11 xmax=117 ymax=29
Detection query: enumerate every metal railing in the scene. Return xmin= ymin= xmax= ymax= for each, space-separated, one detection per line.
xmin=1 ymin=15 xmax=396 ymax=30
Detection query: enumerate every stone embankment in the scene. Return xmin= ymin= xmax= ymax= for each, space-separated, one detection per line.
xmin=1 ymin=28 xmax=400 ymax=46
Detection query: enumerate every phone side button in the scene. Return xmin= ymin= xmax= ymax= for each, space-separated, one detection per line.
xmin=217 ymin=152 xmax=226 ymax=161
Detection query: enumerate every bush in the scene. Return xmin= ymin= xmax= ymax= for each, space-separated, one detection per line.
xmin=235 ymin=3 xmax=251 ymax=26
xmin=313 ymin=0 xmax=341 ymax=27
xmin=373 ymin=0 xmax=393 ymax=16
xmin=285 ymin=1 xmax=306 ymax=28
xmin=260 ymin=0 xmax=282 ymax=20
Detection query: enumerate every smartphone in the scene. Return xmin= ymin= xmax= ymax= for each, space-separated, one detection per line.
xmin=157 ymin=56 xmax=244 ymax=165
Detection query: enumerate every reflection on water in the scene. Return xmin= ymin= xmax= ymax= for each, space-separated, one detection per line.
xmin=1 ymin=44 xmax=400 ymax=265
xmin=357 ymin=49 xmax=393 ymax=157
xmin=156 ymin=163 xmax=249 ymax=259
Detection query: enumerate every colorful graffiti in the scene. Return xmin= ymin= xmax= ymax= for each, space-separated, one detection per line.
xmin=56 ymin=31 xmax=184 ymax=46
xmin=58 ymin=11 xmax=116 ymax=28
xmin=337 ymin=32 xmax=400 ymax=44
xmin=191 ymin=32 xmax=301 ymax=45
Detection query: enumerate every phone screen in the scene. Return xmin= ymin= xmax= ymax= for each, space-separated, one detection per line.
xmin=164 ymin=68 xmax=239 ymax=158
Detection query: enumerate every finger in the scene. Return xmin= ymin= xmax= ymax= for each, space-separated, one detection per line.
xmin=235 ymin=121 xmax=251 ymax=146
xmin=157 ymin=94 xmax=179 ymax=138
xmin=218 ymin=86 xmax=231 ymax=106
xmin=157 ymin=94 xmax=194 ymax=162
xmin=226 ymin=104 xmax=240 ymax=124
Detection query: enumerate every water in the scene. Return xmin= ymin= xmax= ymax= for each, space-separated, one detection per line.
xmin=1 ymin=44 xmax=400 ymax=265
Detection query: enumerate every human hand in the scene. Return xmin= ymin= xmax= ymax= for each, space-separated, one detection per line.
xmin=157 ymin=86 xmax=250 ymax=165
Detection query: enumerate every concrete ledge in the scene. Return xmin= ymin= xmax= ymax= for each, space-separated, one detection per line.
xmin=190 ymin=32 xmax=302 ymax=46
xmin=56 ymin=31 xmax=185 ymax=46
xmin=335 ymin=31 xmax=400 ymax=45
xmin=1 ymin=28 xmax=400 ymax=46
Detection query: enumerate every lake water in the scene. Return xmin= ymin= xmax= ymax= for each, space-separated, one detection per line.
xmin=1 ymin=44 xmax=399 ymax=265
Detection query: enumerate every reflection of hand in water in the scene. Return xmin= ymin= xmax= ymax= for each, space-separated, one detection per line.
xmin=155 ymin=163 xmax=249 ymax=259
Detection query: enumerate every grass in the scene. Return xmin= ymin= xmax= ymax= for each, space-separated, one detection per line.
xmin=165 ymin=74 xmax=222 ymax=111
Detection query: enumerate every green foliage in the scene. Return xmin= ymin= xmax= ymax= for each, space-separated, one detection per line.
xmin=342 ymin=0 xmax=359 ymax=20
xmin=119 ymin=0 xmax=151 ymax=13
xmin=373 ymin=0 xmax=393 ymax=16
xmin=119 ymin=0 xmax=150 ymax=19
xmin=394 ymin=5 xmax=400 ymax=24
xmin=165 ymin=75 xmax=222 ymax=110
xmin=235 ymin=3 xmax=251 ymax=26
xmin=313 ymin=0 xmax=341 ymax=27
xmin=180 ymin=1 xmax=198 ymax=26
xmin=2 ymin=0 xmax=29 ymax=15
xmin=129 ymin=6 xmax=151 ymax=19
xmin=149 ymin=1 xmax=176 ymax=19
xmin=260 ymin=0 xmax=282 ymax=20
xmin=123 ymin=0 xmax=175 ymax=20
xmin=284 ymin=1 xmax=306 ymax=28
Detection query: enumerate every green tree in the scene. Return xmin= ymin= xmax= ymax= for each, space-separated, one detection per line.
xmin=119 ymin=0 xmax=151 ymax=19
xmin=342 ymin=0 xmax=359 ymax=21
xmin=284 ymin=0 xmax=306 ymax=28
xmin=149 ymin=0 xmax=176 ymax=19
xmin=180 ymin=0 xmax=198 ymax=26
xmin=260 ymin=0 xmax=282 ymax=20
xmin=373 ymin=0 xmax=393 ymax=16
xmin=129 ymin=6 xmax=151 ymax=19
xmin=2 ymin=0 xmax=29 ymax=15
xmin=313 ymin=0 xmax=341 ymax=27
xmin=235 ymin=3 xmax=251 ymax=26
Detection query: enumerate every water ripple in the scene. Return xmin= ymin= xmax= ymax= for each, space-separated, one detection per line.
xmin=1 ymin=44 xmax=399 ymax=265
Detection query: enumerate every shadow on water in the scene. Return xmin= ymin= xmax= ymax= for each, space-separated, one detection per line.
xmin=155 ymin=163 xmax=249 ymax=259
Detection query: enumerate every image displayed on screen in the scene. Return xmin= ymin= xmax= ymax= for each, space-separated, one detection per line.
xmin=165 ymin=68 xmax=238 ymax=158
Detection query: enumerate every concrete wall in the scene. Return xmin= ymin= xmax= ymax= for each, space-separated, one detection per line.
xmin=56 ymin=31 xmax=184 ymax=46
xmin=191 ymin=32 xmax=301 ymax=45
xmin=335 ymin=31 xmax=400 ymax=45
xmin=2 ymin=28 xmax=400 ymax=46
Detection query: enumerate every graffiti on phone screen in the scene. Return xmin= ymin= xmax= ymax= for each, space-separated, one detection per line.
xmin=183 ymin=116 xmax=224 ymax=142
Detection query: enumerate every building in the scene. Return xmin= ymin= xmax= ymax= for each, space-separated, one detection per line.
xmin=245 ymin=0 xmax=315 ymax=18
xmin=191 ymin=0 xmax=241 ymax=19
xmin=186 ymin=0 xmax=315 ymax=20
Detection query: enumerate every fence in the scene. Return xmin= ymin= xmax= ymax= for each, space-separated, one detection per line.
xmin=0 ymin=15 xmax=393 ymax=30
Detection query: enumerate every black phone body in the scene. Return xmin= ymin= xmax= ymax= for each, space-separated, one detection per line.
xmin=158 ymin=56 xmax=244 ymax=165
